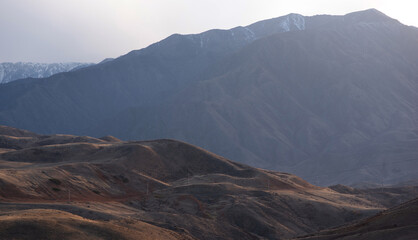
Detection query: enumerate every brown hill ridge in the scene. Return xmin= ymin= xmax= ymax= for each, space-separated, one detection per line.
xmin=296 ymin=197 xmax=418 ymax=240
xmin=0 ymin=125 xmax=39 ymax=138
xmin=0 ymin=125 xmax=417 ymax=239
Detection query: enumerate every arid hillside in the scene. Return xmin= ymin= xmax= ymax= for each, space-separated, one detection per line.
xmin=296 ymin=197 xmax=418 ymax=240
xmin=0 ymin=125 xmax=417 ymax=239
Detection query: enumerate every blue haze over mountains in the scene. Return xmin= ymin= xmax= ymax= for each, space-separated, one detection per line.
xmin=0 ymin=9 xmax=417 ymax=186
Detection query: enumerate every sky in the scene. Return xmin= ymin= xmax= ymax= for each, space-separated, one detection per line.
xmin=1 ymin=0 xmax=417 ymax=63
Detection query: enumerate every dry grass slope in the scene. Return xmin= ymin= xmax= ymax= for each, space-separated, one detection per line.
xmin=296 ymin=198 xmax=418 ymax=240
xmin=0 ymin=125 xmax=417 ymax=239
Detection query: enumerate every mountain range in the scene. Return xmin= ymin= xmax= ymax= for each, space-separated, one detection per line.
xmin=0 ymin=9 xmax=417 ymax=186
xmin=0 ymin=62 xmax=93 ymax=84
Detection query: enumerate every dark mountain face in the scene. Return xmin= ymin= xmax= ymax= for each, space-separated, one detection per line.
xmin=0 ymin=9 xmax=417 ymax=185
xmin=0 ymin=13 xmax=304 ymax=134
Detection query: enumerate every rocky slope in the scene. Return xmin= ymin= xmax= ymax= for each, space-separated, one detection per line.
xmin=0 ymin=9 xmax=417 ymax=186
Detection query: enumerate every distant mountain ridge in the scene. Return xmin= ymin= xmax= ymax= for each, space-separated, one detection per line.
xmin=0 ymin=9 xmax=417 ymax=186
xmin=0 ymin=62 xmax=93 ymax=84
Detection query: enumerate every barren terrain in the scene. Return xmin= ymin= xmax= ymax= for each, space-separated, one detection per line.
xmin=0 ymin=125 xmax=417 ymax=239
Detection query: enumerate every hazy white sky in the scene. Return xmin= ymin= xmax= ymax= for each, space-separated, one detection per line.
xmin=1 ymin=0 xmax=417 ymax=63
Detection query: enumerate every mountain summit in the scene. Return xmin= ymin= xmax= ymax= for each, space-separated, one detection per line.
xmin=344 ymin=8 xmax=398 ymax=23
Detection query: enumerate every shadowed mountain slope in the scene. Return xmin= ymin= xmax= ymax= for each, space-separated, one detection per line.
xmin=0 ymin=13 xmax=305 ymax=134
xmin=92 ymin=10 xmax=418 ymax=185
xmin=0 ymin=9 xmax=417 ymax=186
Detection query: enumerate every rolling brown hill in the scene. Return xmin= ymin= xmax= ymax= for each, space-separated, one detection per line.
xmin=296 ymin=197 xmax=418 ymax=240
xmin=0 ymin=125 xmax=417 ymax=239
xmin=0 ymin=209 xmax=192 ymax=240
